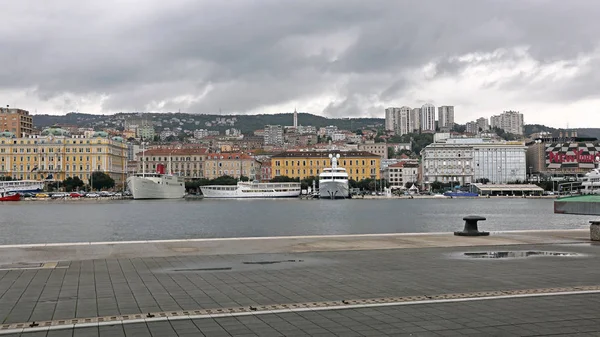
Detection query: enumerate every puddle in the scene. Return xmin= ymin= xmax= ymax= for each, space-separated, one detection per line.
xmin=463 ymin=251 xmax=580 ymax=259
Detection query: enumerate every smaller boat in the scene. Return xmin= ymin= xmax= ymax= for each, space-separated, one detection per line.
xmin=0 ymin=192 xmax=21 ymax=201
xmin=201 ymin=181 xmax=301 ymax=198
xmin=580 ymin=160 xmax=600 ymax=195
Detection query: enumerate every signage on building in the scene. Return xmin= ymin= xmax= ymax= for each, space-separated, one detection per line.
xmin=545 ymin=143 xmax=600 ymax=170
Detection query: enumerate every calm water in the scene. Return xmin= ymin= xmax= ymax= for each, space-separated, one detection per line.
xmin=0 ymin=198 xmax=593 ymax=245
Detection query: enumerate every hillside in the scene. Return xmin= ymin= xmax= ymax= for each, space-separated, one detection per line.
xmin=32 ymin=112 xmax=384 ymax=134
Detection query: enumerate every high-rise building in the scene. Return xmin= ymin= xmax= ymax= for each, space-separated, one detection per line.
xmin=385 ymin=107 xmax=400 ymax=132
xmin=466 ymin=121 xmax=478 ymax=134
xmin=264 ymin=125 xmax=284 ymax=146
xmin=437 ymin=106 xmax=455 ymax=130
xmin=490 ymin=111 xmax=524 ymax=135
xmin=420 ymin=103 xmax=436 ymax=132
xmin=410 ymin=108 xmax=421 ymax=133
xmin=398 ymin=106 xmax=411 ymax=136
xmin=476 ymin=117 xmax=490 ymax=132
xmin=0 ymin=107 xmax=34 ymax=137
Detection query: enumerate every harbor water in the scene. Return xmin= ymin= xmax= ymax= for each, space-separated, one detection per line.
xmin=0 ymin=198 xmax=593 ymax=245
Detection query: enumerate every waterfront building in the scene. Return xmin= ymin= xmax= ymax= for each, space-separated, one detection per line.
xmin=384 ymin=161 xmax=419 ymax=189
xmin=137 ymin=147 xmax=208 ymax=178
xmin=526 ymin=137 xmax=600 ymax=176
xmin=271 ymin=151 xmax=380 ymax=181
xmin=437 ymin=106 xmax=455 ymax=130
xmin=420 ymin=103 xmax=436 ymax=132
xmin=421 ymin=139 xmax=527 ymax=185
xmin=0 ymin=128 xmax=127 ymax=186
xmin=0 ymin=107 xmax=34 ymax=137
xmin=203 ymin=152 xmax=257 ymax=180
xmin=264 ymin=125 xmax=284 ymax=146
xmin=490 ymin=110 xmax=524 ymax=135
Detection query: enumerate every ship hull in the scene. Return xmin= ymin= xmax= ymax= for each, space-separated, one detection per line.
xmin=318 ymin=180 xmax=349 ymax=199
xmin=0 ymin=194 xmax=21 ymax=201
xmin=127 ymin=176 xmax=185 ymax=199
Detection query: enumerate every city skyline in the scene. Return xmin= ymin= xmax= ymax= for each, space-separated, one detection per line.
xmin=1 ymin=1 xmax=600 ymax=127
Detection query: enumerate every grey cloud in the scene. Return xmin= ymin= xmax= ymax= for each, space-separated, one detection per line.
xmin=1 ymin=0 xmax=600 ymax=116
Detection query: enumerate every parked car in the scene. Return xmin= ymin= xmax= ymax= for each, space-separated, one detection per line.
xmin=70 ymin=192 xmax=84 ymax=198
xmin=51 ymin=193 xmax=67 ymax=199
xmin=85 ymin=193 xmax=100 ymax=198
xmin=113 ymin=192 xmax=123 ymax=197
xmin=35 ymin=193 xmax=49 ymax=198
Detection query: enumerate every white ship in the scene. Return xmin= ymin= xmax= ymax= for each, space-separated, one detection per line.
xmin=201 ymin=181 xmax=301 ymax=198
xmin=0 ymin=180 xmax=44 ymax=194
xmin=126 ymin=164 xmax=185 ymax=199
xmin=581 ymin=157 xmax=600 ymax=195
xmin=319 ymin=154 xmax=349 ymax=199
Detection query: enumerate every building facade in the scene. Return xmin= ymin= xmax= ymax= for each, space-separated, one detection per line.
xmin=271 ymin=151 xmax=381 ymax=181
xmin=437 ymin=106 xmax=454 ymax=130
xmin=137 ymin=147 xmax=208 ymax=178
xmin=420 ymin=103 xmax=436 ymax=132
xmin=476 ymin=117 xmax=490 ymax=132
xmin=421 ymin=140 xmax=527 ymax=185
xmin=527 ymin=140 xmax=600 ymax=175
xmin=490 ymin=111 xmax=524 ymax=135
xmin=385 ymin=107 xmax=399 ymax=132
xmin=472 ymin=143 xmax=527 ymax=183
xmin=358 ymin=141 xmax=388 ymax=159
xmin=0 ymin=107 xmax=34 ymax=137
xmin=0 ymin=128 xmax=127 ymax=185
xmin=410 ymin=108 xmax=421 ymax=133
xmin=203 ymin=153 xmax=257 ymax=179
xmin=384 ymin=161 xmax=419 ymax=189
xmin=264 ymin=125 xmax=284 ymax=146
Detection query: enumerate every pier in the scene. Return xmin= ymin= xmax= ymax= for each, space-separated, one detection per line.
xmin=0 ymin=230 xmax=598 ymax=336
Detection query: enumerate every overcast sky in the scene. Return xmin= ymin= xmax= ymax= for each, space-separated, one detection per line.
xmin=1 ymin=0 xmax=599 ymax=127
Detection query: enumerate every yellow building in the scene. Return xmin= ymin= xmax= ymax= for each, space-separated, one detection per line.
xmin=271 ymin=151 xmax=381 ymax=181
xmin=0 ymin=128 xmax=128 ymax=186
xmin=203 ymin=153 xmax=257 ymax=180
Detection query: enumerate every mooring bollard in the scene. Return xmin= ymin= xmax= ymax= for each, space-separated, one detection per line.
xmin=590 ymin=220 xmax=600 ymax=241
xmin=454 ymin=216 xmax=489 ymax=236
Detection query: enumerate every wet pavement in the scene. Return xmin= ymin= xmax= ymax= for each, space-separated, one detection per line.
xmin=0 ymin=231 xmax=599 ymax=336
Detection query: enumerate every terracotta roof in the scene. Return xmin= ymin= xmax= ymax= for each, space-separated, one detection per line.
xmin=139 ymin=148 xmax=208 ymax=156
xmin=389 ymin=162 xmax=406 ymax=168
xmin=271 ymin=151 xmax=379 ymax=158
xmin=205 ymin=152 xmax=254 ymax=160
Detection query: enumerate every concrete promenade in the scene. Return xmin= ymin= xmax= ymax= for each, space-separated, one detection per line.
xmin=0 ymin=230 xmax=599 ymax=336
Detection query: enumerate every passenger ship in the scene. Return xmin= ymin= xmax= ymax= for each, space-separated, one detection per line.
xmin=581 ymin=159 xmax=600 ymax=194
xmin=0 ymin=180 xmax=44 ymax=194
xmin=201 ymin=181 xmax=301 ymax=198
xmin=126 ymin=164 xmax=185 ymax=199
xmin=318 ymin=154 xmax=349 ymax=199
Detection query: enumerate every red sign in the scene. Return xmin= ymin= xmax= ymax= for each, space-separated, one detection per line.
xmin=548 ymin=150 xmax=597 ymax=163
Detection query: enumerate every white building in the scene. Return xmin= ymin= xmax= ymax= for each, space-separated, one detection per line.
xmin=385 ymin=107 xmax=400 ymax=132
xmin=193 ymin=129 xmax=209 ymax=139
xmin=397 ymin=106 xmax=411 ymax=136
xmin=490 ymin=111 xmax=524 ymax=135
xmin=410 ymin=108 xmax=421 ymax=133
xmin=331 ymin=133 xmax=347 ymax=142
xmin=225 ymin=128 xmax=241 ymax=137
xmin=476 ymin=117 xmax=490 ymax=132
xmin=384 ymin=161 xmax=420 ymax=189
xmin=264 ymin=125 xmax=284 ymax=146
xmin=325 ymin=125 xmax=338 ymax=137
xmin=421 ymin=139 xmax=527 ymax=185
xmin=420 ymin=103 xmax=436 ymax=132
xmin=472 ymin=143 xmax=527 ymax=183
xmin=437 ymin=106 xmax=454 ymax=130
xmin=466 ymin=121 xmax=478 ymax=134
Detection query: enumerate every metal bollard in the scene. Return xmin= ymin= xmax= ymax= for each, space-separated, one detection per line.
xmin=454 ymin=216 xmax=489 ymax=236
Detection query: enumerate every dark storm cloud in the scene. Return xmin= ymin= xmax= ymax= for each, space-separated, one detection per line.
xmin=1 ymin=0 xmax=600 ymax=115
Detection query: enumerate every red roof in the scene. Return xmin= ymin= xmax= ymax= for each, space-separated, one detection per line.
xmin=389 ymin=162 xmax=406 ymax=168
xmin=205 ymin=152 xmax=254 ymax=160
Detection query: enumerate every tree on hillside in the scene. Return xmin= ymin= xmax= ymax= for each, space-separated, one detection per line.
xmin=89 ymin=172 xmax=115 ymax=191
xmin=388 ymin=147 xmax=396 ymax=158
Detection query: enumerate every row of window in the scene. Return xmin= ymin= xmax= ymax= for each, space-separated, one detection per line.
xmin=1 ymin=156 xmax=104 ymax=162
xmin=274 ymin=159 xmax=377 ymax=167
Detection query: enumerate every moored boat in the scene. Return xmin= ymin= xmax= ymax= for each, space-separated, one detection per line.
xmin=318 ymin=154 xmax=350 ymax=199
xmin=0 ymin=192 xmax=20 ymax=201
xmin=126 ymin=164 xmax=185 ymax=200
xmin=201 ymin=181 xmax=301 ymax=198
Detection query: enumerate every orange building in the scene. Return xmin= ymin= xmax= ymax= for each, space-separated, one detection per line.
xmin=0 ymin=107 xmax=34 ymax=137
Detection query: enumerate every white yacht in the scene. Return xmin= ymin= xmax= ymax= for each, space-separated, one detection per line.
xmin=580 ymin=159 xmax=600 ymax=194
xmin=0 ymin=180 xmax=44 ymax=194
xmin=201 ymin=181 xmax=301 ymax=198
xmin=319 ymin=154 xmax=349 ymax=199
xmin=126 ymin=164 xmax=185 ymax=199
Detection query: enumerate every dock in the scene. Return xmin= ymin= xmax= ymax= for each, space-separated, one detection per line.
xmin=0 ymin=230 xmax=599 ymax=336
